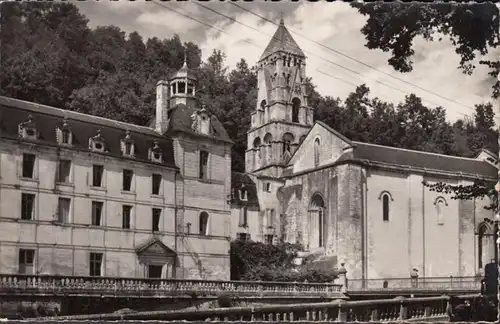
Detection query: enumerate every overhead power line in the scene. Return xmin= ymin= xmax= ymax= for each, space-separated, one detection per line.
xmin=150 ymin=0 xmax=484 ymax=121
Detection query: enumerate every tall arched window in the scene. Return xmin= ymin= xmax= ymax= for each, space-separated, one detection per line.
xmin=253 ymin=137 xmax=261 ymax=167
xmin=314 ymin=138 xmax=320 ymax=167
xmin=477 ymin=223 xmax=496 ymax=270
xmin=264 ymin=133 xmax=273 ymax=164
xmin=260 ymin=100 xmax=266 ymax=124
xmin=382 ymin=194 xmax=390 ymax=221
xmin=199 ymin=212 xmax=209 ymax=235
xmin=292 ymin=98 xmax=300 ymax=123
xmin=282 ymin=133 xmax=294 ymax=156
xmin=309 ymin=194 xmax=326 ymax=249
xmin=435 ymin=198 xmax=447 ymax=225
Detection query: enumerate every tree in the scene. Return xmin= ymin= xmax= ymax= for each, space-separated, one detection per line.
xmin=350 ymin=3 xmax=500 ymax=97
xmin=351 ymin=2 xmax=500 ymax=211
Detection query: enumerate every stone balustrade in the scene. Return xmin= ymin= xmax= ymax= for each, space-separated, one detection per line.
xmin=41 ymin=294 xmax=479 ymax=322
xmin=348 ymin=276 xmax=481 ymax=291
xmin=0 ymin=274 xmax=343 ymax=298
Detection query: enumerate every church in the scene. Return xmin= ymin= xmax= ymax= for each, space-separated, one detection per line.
xmin=233 ymin=18 xmax=499 ymax=281
xmin=0 ymin=17 xmax=498 ymax=282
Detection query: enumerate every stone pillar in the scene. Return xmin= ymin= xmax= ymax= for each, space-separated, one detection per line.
xmin=410 ymin=268 xmax=419 ymax=288
xmin=338 ymin=263 xmax=347 ymax=293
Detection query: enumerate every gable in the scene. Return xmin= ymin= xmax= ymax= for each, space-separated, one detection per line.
xmin=136 ymin=238 xmax=176 ymax=257
xmin=288 ymin=121 xmax=352 ymax=174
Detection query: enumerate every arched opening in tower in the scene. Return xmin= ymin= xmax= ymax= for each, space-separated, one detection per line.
xmin=292 ymin=97 xmax=301 ymax=123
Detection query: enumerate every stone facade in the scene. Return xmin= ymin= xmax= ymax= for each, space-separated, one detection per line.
xmin=234 ymin=19 xmax=500 ymax=281
xmin=0 ymin=58 xmax=232 ymax=280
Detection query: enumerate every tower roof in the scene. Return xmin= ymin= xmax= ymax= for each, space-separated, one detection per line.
xmin=170 ymin=53 xmax=196 ymax=81
xmin=259 ymin=17 xmax=305 ymax=62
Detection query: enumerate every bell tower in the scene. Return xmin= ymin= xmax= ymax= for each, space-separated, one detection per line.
xmin=246 ymin=17 xmax=313 ymax=175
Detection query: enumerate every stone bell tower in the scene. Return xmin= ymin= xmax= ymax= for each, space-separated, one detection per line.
xmin=246 ymin=17 xmax=313 ymax=176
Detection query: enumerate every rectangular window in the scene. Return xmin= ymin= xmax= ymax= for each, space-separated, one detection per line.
xmin=152 ymin=174 xmax=162 ymax=195
xmin=89 ymin=252 xmax=103 ymax=276
xmin=265 ymin=234 xmax=274 ymax=245
xmin=92 ymin=165 xmax=104 ymax=187
xmin=57 ymin=197 xmax=71 ymax=223
xmin=18 ymin=249 xmax=35 ymax=275
xmin=122 ymin=169 xmax=133 ymax=191
xmin=199 ymin=151 xmax=209 ymax=180
xmin=21 ymin=193 xmax=35 ymax=220
xmin=57 ymin=159 xmax=71 ymax=183
xmin=237 ymin=233 xmax=251 ymax=241
xmin=148 ymin=265 xmax=162 ymax=279
xmin=22 ymin=153 xmax=36 ymax=178
xmin=91 ymin=201 xmax=103 ymax=226
xmin=266 ymin=209 xmax=275 ymax=228
xmin=239 ymin=207 xmax=248 ymax=227
xmin=152 ymin=208 xmax=161 ymax=232
xmin=264 ymin=182 xmax=271 ymax=193
xmin=122 ymin=205 xmax=132 ymax=229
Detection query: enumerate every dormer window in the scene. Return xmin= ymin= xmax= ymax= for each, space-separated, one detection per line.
xmin=89 ymin=129 xmax=106 ymax=153
xmin=148 ymin=140 xmax=163 ymax=163
xmin=18 ymin=115 xmax=37 ymax=140
xmin=120 ymin=130 xmax=135 ymax=158
xmin=239 ymin=188 xmax=248 ymax=201
xmin=198 ymin=106 xmax=211 ymax=135
xmin=56 ymin=117 xmax=73 ymax=146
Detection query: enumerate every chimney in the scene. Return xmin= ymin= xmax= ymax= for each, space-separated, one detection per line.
xmin=155 ymin=80 xmax=169 ymax=134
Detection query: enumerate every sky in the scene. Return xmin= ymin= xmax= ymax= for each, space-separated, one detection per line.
xmin=76 ymin=1 xmax=499 ymax=123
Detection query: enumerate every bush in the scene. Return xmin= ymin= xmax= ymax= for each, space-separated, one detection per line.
xmin=230 ymin=240 xmax=338 ymax=283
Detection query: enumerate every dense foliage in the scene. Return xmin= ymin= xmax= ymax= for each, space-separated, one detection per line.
xmin=350 ymin=3 xmax=500 ymax=97
xmin=350 ymin=2 xmax=500 ymax=208
xmin=230 ymin=240 xmax=338 ymax=282
xmin=1 ymin=2 xmax=498 ymax=177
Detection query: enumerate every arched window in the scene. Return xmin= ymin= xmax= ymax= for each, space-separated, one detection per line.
xmin=264 ymin=133 xmax=273 ymax=163
xmin=309 ymin=194 xmax=326 ymax=248
xmin=314 ymin=138 xmax=320 ymax=167
xmin=253 ymin=137 xmax=261 ymax=166
xmin=435 ymin=197 xmax=447 ymax=225
xmin=282 ymin=133 xmax=294 ymax=155
xmin=292 ymin=98 xmax=300 ymax=123
xmin=62 ymin=129 xmax=71 ymax=144
xmin=260 ymin=100 xmax=266 ymax=110
xmin=299 ymin=135 xmax=306 ymax=144
xmin=382 ymin=194 xmax=390 ymax=221
xmin=199 ymin=212 xmax=209 ymax=235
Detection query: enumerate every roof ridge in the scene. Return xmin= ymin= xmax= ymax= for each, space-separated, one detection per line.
xmin=352 ymin=140 xmax=487 ymax=162
xmin=0 ymin=96 xmax=161 ymax=136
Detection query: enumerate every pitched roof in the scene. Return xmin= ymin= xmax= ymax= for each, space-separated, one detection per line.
xmin=164 ymin=104 xmax=233 ymax=144
xmin=231 ymin=172 xmax=260 ymax=208
xmin=345 ymin=141 xmax=497 ymax=178
xmin=0 ymin=96 xmax=177 ymax=168
xmin=259 ymin=19 xmax=305 ymax=62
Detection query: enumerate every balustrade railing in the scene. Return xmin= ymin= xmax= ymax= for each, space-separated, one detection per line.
xmin=348 ymin=276 xmax=481 ymax=291
xmin=41 ymin=294 xmax=478 ymax=322
xmin=0 ymin=274 xmax=342 ymax=297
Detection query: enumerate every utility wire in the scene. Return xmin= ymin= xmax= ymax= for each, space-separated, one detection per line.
xmin=151 ymin=0 xmax=480 ymax=120
xmin=192 ymin=1 xmax=443 ymax=107
xmin=228 ymin=2 xmax=480 ymax=114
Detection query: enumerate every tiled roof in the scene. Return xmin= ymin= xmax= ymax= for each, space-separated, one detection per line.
xmin=164 ymin=104 xmax=232 ymax=143
xmin=259 ymin=19 xmax=305 ymax=62
xmin=0 ymin=96 xmax=177 ymax=168
xmin=231 ymin=172 xmax=259 ymax=208
xmin=346 ymin=141 xmax=497 ymax=178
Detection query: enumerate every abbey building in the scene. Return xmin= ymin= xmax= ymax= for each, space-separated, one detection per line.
xmin=0 ymin=18 xmax=498 ymax=282
xmin=0 ymin=60 xmax=232 ymax=280
xmin=233 ymin=18 xmax=499 ymax=281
